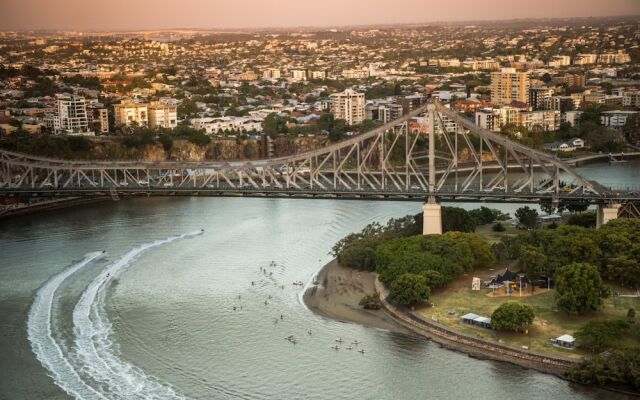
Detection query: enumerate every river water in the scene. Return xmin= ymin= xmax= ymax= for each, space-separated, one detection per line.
xmin=0 ymin=161 xmax=637 ymax=400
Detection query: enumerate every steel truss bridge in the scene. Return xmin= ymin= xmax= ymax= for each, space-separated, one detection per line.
xmin=1 ymin=102 xmax=638 ymax=218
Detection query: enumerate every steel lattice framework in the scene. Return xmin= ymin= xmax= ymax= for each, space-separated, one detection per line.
xmin=1 ymin=101 xmax=638 ymax=207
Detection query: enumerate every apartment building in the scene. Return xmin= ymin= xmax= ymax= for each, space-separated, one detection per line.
xmin=551 ymin=74 xmax=585 ymax=87
xmin=623 ymin=91 xmax=640 ymax=108
xmin=542 ymin=96 xmax=576 ymax=113
xmin=528 ymin=88 xmax=553 ymax=111
xmin=342 ymin=69 xmax=369 ymax=79
xmin=190 ymin=116 xmax=263 ymax=135
xmin=87 ymin=104 xmax=109 ymax=133
xmin=53 ymin=94 xmax=91 ymax=135
xmin=330 ymin=89 xmax=365 ymax=126
xmin=562 ymin=111 xmax=583 ymax=127
xmin=490 ymin=68 xmax=530 ymax=106
xmin=601 ymin=111 xmax=638 ymax=129
xmin=289 ymin=68 xmax=307 ymax=81
xmin=517 ymin=110 xmax=561 ymax=131
xmin=365 ymin=101 xmax=403 ymax=123
xmin=113 ymin=102 xmax=148 ymax=127
xmin=548 ymin=55 xmax=571 ymax=67
xmin=573 ymin=53 xmax=597 ymax=65
xmin=262 ymin=68 xmax=281 ymax=80
xmin=475 ymin=107 xmax=519 ymax=132
xmin=598 ymin=51 xmax=632 ymax=64
xmin=308 ymin=70 xmax=327 ymax=80
xmin=397 ymin=95 xmax=428 ymax=116
xmin=462 ymin=59 xmax=500 ymax=71
xmin=148 ymin=102 xmax=177 ymax=129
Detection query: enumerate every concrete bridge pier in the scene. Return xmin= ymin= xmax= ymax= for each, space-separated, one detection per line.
xmin=597 ymin=203 xmax=620 ymax=228
xmin=422 ymin=196 xmax=442 ymax=235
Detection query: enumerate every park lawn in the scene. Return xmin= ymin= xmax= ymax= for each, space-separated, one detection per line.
xmin=418 ymin=282 xmax=640 ymax=360
xmin=474 ymin=220 xmax=520 ymax=243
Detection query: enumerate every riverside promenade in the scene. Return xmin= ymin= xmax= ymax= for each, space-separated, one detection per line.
xmin=374 ymin=278 xmax=577 ymax=376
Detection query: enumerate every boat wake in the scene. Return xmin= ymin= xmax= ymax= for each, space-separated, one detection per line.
xmin=27 ymin=230 xmax=203 ymax=399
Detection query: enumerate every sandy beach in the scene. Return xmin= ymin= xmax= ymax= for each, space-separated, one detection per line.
xmin=304 ymin=259 xmax=409 ymax=334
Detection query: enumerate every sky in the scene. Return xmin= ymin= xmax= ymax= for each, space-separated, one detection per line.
xmin=1 ymin=0 xmax=638 ymax=31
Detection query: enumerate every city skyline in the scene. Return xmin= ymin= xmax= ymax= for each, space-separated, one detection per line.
xmin=1 ymin=0 xmax=639 ymax=31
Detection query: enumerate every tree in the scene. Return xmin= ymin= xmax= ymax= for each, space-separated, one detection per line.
xmin=540 ymin=202 xmax=556 ymax=215
xmin=519 ymin=245 xmax=547 ymax=292
xmin=555 ymin=263 xmax=610 ymax=315
xmin=469 ymin=206 xmax=500 ymax=225
xmin=585 ymin=125 xmax=624 ymax=152
xmin=159 ymin=133 xmax=173 ymax=152
xmin=328 ymin=119 xmax=346 ymax=142
xmin=515 ymin=206 xmax=538 ymax=230
xmin=491 ymin=302 xmax=535 ymax=332
xmin=317 ymin=113 xmax=335 ymax=132
xmin=263 ymin=113 xmax=287 ymax=137
xmin=492 ymin=222 xmax=506 ymax=232
xmin=566 ymin=212 xmax=597 ymax=228
xmin=442 ymin=206 xmax=476 ymax=233
xmin=623 ymin=113 xmax=640 ymax=146
xmin=177 ymin=99 xmax=199 ymax=118
xmin=570 ymin=348 xmax=640 ymax=391
xmin=565 ymin=202 xmax=589 ymax=213
xmin=574 ymin=320 xmax=630 ymax=353
xmin=388 ymin=273 xmax=430 ymax=306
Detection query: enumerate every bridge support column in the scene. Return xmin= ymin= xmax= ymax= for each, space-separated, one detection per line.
xmin=597 ymin=203 xmax=620 ymax=228
xmin=422 ymin=197 xmax=442 ymax=235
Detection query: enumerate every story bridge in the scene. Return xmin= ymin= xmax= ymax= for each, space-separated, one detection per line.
xmin=1 ymin=101 xmax=638 ymax=233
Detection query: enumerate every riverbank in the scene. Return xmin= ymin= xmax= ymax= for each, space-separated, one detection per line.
xmin=304 ymin=259 xmax=576 ymax=376
xmin=303 ymin=259 xmax=409 ymax=334
xmin=0 ymin=197 xmax=108 ymax=220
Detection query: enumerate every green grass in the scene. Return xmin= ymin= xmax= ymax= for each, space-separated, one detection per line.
xmin=474 ymin=220 xmax=520 ymax=243
xmin=418 ymin=282 xmax=640 ymax=359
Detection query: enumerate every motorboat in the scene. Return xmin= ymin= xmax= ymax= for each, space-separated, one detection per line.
xmin=331 ymin=345 xmax=339 ymax=350
xmin=358 ymin=349 xmax=366 ymax=354
xmin=292 ymin=280 xmax=304 ymax=286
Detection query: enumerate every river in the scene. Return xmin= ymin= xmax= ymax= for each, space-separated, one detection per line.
xmin=0 ymin=160 xmax=637 ymax=400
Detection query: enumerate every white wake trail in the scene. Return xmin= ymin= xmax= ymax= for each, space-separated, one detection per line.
xmin=27 ymin=251 xmax=108 ymax=400
xmin=72 ymin=230 xmax=202 ymax=399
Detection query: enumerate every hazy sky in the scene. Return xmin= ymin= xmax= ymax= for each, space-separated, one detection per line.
xmin=2 ymin=0 xmax=639 ymax=31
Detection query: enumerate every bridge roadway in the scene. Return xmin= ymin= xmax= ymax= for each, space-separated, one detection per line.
xmin=3 ymin=183 xmax=638 ymax=204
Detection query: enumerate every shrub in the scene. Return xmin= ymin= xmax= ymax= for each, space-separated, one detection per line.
xmin=492 ymin=222 xmax=506 ymax=232
xmin=359 ymin=293 xmax=381 ymax=310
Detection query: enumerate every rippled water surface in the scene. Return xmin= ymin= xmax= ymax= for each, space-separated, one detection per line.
xmin=0 ymin=161 xmax=637 ymax=399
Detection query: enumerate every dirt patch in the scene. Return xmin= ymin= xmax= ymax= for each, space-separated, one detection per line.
xmin=304 ymin=260 xmax=409 ymax=334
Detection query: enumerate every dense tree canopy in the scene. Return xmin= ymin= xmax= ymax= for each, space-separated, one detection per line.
xmin=555 ymin=263 xmax=610 ymax=315
xmin=376 ymin=231 xmax=494 ymax=288
xmin=442 ymin=206 xmax=477 ymax=233
xmin=388 ymin=273 xmax=430 ymax=306
xmin=574 ymin=320 xmax=631 ymax=353
xmin=519 ymin=245 xmax=548 ymax=291
xmin=515 ymin=206 xmax=538 ymax=230
xmin=570 ymin=348 xmax=640 ymax=391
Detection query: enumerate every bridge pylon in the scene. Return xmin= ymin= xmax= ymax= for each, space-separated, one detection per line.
xmin=597 ymin=203 xmax=620 ymax=228
xmin=422 ymin=196 xmax=442 ymax=235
